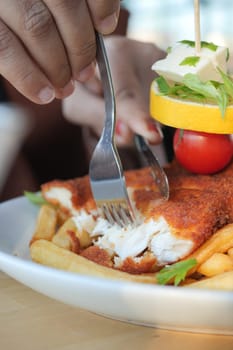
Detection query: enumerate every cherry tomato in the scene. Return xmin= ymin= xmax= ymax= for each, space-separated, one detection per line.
xmin=173 ymin=129 xmax=233 ymax=174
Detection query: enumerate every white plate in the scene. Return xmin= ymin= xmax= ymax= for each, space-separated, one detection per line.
xmin=0 ymin=197 xmax=233 ymax=335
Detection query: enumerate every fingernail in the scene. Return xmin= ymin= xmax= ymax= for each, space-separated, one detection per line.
xmin=57 ymin=80 xmax=74 ymax=98
xmin=115 ymin=120 xmax=130 ymax=145
xmin=76 ymin=62 xmax=95 ymax=82
xmin=146 ymin=121 xmax=163 ymax=144
xmin=156 ymin=124 xmax=164 ymax=139
xmin=38 ymin=86 xmax=55 ymax=104
xmin=148 ymin=121 xmax=163 ymax=137
xmin=116 ymin=120 xmax=128 ymax=137
xmin=99 ymin=12 xmax=118 ymax=34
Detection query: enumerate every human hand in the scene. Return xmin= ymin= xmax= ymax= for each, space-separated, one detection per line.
xmin=62 ymin=36 xmax=165 ymax=146
xmin=0 ymin=0 xmax=120 ymax=104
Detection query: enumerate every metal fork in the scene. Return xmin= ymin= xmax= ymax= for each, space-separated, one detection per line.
xmin=89 ymin=33 xmax=135 ymax=227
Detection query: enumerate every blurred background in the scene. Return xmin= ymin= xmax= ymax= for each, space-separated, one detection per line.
xmin=123 ymin=0 xmax=233 ymax=60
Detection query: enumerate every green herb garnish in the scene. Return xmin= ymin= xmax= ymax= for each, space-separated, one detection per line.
xmin=216 ymin=84 xmax=229 ymax=117
xmin=179 ymin=40 xmax=196 ymax=48
xmin=155 ymin=76 xmax=171 ymax=95
xmin=157 ymin=258 xmax=197 ymax=286
xmin=217 ymin=68 xmax=233 ymax=99
xmin=182 ymin=73 xmax=219 ymax=99
xmin=200 ymin=41 xmax=218 ymax=51
xmin=179 ymin=40 xmax=218 ymax=51
xmin=24 ymin=191 xmax=48 ymax=206
xmin=179 ymin=56 xmax=200 ymax=67
xmin=183 ymin=73 xmax=229 ymax=117
xmin=155 ymin=71 xmax=233 ymax=117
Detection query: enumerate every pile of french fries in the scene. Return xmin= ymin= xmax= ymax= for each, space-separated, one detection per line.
xmin=30 ymin=204 xmax=233 ymax=290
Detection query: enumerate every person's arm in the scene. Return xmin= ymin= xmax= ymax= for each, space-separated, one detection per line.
xmin=0 ymin=0 xmax=120 ymax=104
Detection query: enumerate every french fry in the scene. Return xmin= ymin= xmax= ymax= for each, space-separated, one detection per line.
xmin=188 ymin=223 xmax=233 ymax=274
xmin=228 ymin=247 xmax=233 ymax=260
xmin=30 ymin=239 xmax=157 ymax=284
xmin=30 ymin=205 xmax=57 ymax=244
xmin=185 ymin=271 xmax=233 ymax=291
xmin=56 ymin=208 xmax=69 ymax=226
xmin=29 ymin=197 xmax=233 ymax=290
xmin=52 ymin=218 xmax=92 ymax=252
xmin=197 ymin=253 xmax=233 ymax=277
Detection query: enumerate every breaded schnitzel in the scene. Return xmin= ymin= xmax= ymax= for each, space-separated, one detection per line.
xmin=40 ymin=161 xmax=232 ymax=274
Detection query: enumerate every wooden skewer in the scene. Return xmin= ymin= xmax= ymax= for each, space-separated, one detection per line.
xmin=194 ymin=0 xmax=201 ymax=54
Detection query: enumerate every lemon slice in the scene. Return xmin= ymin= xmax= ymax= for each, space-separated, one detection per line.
xmin=150 ymin=80 xmax=233 ymax=133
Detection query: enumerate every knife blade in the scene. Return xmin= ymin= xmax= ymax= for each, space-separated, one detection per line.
xmin=135 ymin=134 xmax=169 ymax=200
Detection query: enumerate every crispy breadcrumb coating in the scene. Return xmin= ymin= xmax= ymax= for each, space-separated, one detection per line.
xmin=41 ymin=161 xmax=233 ymax=273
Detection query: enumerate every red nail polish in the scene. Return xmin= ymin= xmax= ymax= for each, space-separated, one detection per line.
xmin=147 ymin=121 xmax=163 ymax=138
xmin=115 ymin=120 xmax=124 ymax=136
xmin=115 ymin=120 xmax=121 ymax=135
xmin=147 ymin=121 xmax=158 ymax=132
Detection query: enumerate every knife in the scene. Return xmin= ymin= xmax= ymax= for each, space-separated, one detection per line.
xmin=135 ymin=134 xmax=169 ymax=200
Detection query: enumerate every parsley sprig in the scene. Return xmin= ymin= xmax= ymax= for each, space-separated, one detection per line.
xmin=157 ymin=258 xmax=197 ymax=286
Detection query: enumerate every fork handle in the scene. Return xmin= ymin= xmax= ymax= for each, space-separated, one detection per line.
xmin=96 ymin=32 xmax=116 ymax=143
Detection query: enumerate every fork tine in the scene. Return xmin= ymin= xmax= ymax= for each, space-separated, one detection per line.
xmin=112 ymin=202 xmax=134 ymax=227
xmin=100 ymin=202 xmax=134 ymax=227
xmin=101 ymin=203 xmax=122 ymax=227
xmin=110 ymin=204 xmax=125 ymax=227
xmin=101 ymin=204 xmax=115 ymax=225
xmin=118 ymin=203 xmax=134 ymax=226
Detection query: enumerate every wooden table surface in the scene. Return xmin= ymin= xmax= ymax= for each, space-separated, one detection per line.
xmin=0 ymin=271 xmax=232 ymax=350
